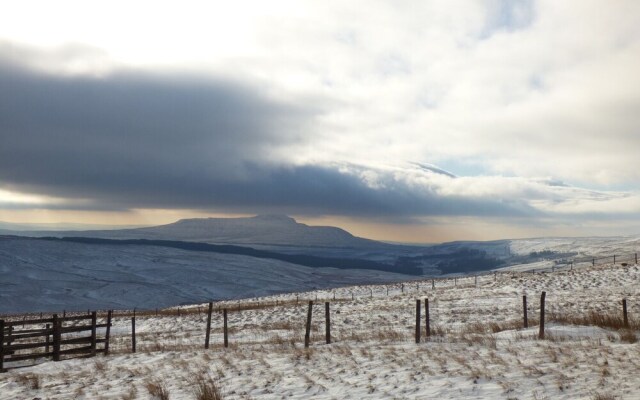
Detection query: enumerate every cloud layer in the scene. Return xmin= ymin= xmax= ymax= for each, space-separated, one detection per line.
xmin=0 ymin=1 xmax=639 ymax=237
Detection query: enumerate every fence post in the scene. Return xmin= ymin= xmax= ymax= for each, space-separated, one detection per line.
xmin=325 ymin=302 xmax=331 ymax=344
xmin=6 ymin=326 xmax=12 ymax=355
xmin=592 ymin=258 xmax=595 ymax=267
xmin=131 ymin=316 xmax=136 ymax=353
xmin=305 ymin=301 xmax=313 ymax=348
xmin=415 ymin=299 xmax=421 ymax=344
xmin=223 ymin=309 xmax=228 ymax=348
xmin=623 ymin=299 xmax=629 ymax=328
xmin=432 ymin=279 xmax=435 ymax=290
xmin=105 ymin=310 xmax=112 ymax=355
xmin=45 ymin=323 xmax=51 ymax=354
xmin=205 ymin=302 xmax=213 ymax=349
xmin=90 ymin=311 xmax=97 ymax=357
xmin=523 ymin=295 xmax=528 ymax=328
xmin=402 ymin=284 xmax=404 ymax=293
xmin=425 ymin=298 xmax=430 ymax=337
xmin=53 ymin=314 xmax=61 ymax=361
xmin=0 ymin=319 xmax=4 ymax=372
xmin=539 ymin=292 xmax=546 ymax=339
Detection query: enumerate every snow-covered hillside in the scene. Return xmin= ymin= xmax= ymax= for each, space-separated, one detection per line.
xmin=0 ymin=237 xmax=414 ymax=314
xmin=1 ymin=262 xmax=639 ymax=399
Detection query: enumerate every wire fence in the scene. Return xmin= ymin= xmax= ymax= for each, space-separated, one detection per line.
xmin=2 ymin=255 xmax=638 ymax=371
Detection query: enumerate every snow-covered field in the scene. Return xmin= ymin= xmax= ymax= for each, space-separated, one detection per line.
xmin=0 ymin=237 xmax=415 ymax=314
xmin=2 ymin=261 xmax=640 ymax=399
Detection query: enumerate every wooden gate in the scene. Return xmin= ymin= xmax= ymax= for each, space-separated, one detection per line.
xmin=1 ymin=311 xmax=112 ymax=372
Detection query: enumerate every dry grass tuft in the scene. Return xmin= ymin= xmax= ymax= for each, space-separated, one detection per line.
xmin=591 ymin=392 xmax=616 ymax=400
xmin=552 ymin=311 xmax=634 ymax=331
xmin=146 ymin=379 xmax=170 ymax=400
xmin=618 ymin=329 xmax=637 ymax=343
xmin=16 ymin=373 xmax=40 ymax=390
xmin=191 ymin=373 xmax=224 ymax=400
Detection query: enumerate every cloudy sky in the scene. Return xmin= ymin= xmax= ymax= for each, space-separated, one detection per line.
xmin=0 ymin=0 xmax=639 ymax=242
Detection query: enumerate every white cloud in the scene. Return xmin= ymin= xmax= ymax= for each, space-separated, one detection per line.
xmin=1 ymin=0 xmax=638 ymax=236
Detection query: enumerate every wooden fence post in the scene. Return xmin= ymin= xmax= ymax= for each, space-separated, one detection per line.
xmin=90 ymin=311 xmax=97 ymax=357
xmin=539 ymin=292 xmax=546 ymax=339
xmin=0 ymin=319 xmax=4 ymax=372
xmin=205 ymin=302 xmax=213 ymax=349
xmin=474 ymin=276 xmax=478 ymax=287
xmin=45 ymin=323 xmax=51 ymax=354
xmin=52 ymin=314 xmax=61 ymax=361
xmin=592 ymin=258 xmax=595 ymax=267
xmin=325 ymin=302 xmax=331 ymax=344
xmin=523 ymin=295 xmax=528 ymax=328
xmin=105 ymin=310 xmax=112 ymax=355
xmin=305 ymin=301 xmax=313 ymax=348
xmin=432 ymin=279 xmax=435 ymax=290
xmin=622 ymin=299 xmax=629 ymax=328
xmin=415 ymin=300 xmax=421 ymax=344
xmin=6 ymin=326 xmax=12 ymax=354
xmin=131 ymin=316 xmax=136 ymax=353
xmin=425 ymin=298 xmax=430 ymax=337
xmin=223 ymin=309 xmax=228 ymax=348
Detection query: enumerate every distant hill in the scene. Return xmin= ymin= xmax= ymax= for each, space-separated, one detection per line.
xmin=0 ymin=215 xmax=383 ymax=249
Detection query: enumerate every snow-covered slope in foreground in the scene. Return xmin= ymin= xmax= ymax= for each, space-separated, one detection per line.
xmin=1 ymin=262 xmax=640 ymax=399
xmin=0 ymin=237 xmax=413 ymax=313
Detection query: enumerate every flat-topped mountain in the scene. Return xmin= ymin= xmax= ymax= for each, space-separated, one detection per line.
xmin=126 ymin=214 xmax=381 ymax=247
xmin=1 ymin=215 xmax=382 ymax=248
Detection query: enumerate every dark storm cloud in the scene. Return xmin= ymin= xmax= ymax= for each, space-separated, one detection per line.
xmin=0 ymin=50 xmax=535 ymax=219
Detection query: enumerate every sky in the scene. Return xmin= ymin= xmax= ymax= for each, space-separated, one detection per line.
xmin=0 ymin=0 xmax=639 ymax=243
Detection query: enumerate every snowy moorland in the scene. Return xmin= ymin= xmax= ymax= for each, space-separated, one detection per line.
xmin=2 ymin=261 xmax=640 ymax=399
xmin=0 ymin=237 xmax=414 ymax=314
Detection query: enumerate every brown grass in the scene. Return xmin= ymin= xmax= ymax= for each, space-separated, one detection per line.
xmin=551 ymin=311 xmax=635 ymax=331
xmin=191 ymin=373 xmax=224 ymax=400
xmin=618 ymin=329 xmax=637 ymax=343
xmin=15 ymin=373 xmax=40 ymax=390
xmin=146 ymin=379 xmax=170 ymax=400
xmin=591 ymin=393 xmax=616 ymax=400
